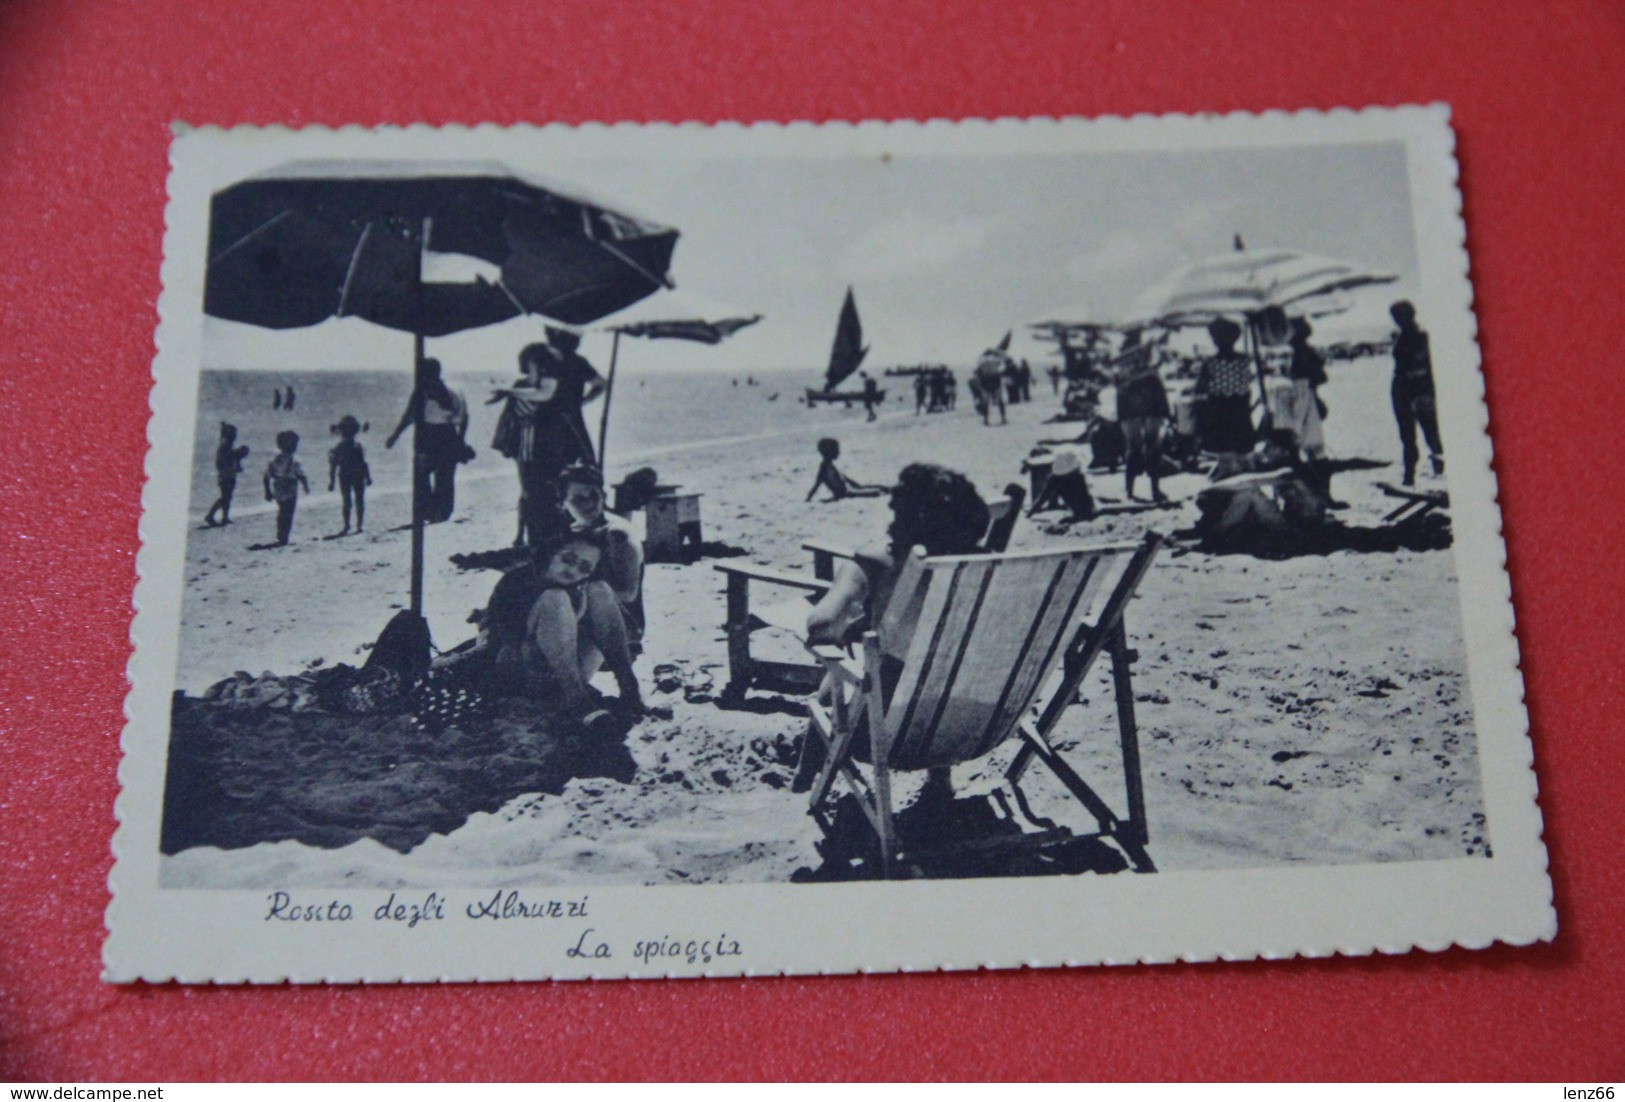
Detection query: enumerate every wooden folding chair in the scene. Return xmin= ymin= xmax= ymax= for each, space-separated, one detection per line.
xmin=803 ymin=482 xmax=1025 ymax=581
xmin=803 ymin=532 xmax=1162 ymax=877
xmin=1378 ymin=482 xmax=1450 ymax=523
xmin=714 ymin=483 xmax=1026 ymax=699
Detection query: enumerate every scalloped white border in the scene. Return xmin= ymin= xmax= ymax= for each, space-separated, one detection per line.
xmin=107 ymin=105 xmax=1553 ymax=984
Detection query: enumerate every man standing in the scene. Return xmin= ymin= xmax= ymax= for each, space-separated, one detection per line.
xmin=1389 ymin=301 xmax=1444 ymax=486
xmin=386 ymin=357 xmax=469 ymax=525
xmin=974 ymin=350 xmax=1008 ymax=426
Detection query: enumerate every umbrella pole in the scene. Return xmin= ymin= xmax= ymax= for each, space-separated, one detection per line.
xmin=409 ymin=216 xmax=431 ymax=617
xmin=596 ymin=328 xmax=622 ymax=470
xmin=410 ymin=328 xmax=426 ymax=615
xmin=1246 ymin=314 xmax=1270 ymax=433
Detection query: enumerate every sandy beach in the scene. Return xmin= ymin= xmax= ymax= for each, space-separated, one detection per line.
xmin=163 ymin=354 xmax=1485 ymax=888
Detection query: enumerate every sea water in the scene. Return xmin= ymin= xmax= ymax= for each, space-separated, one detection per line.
xmin=188 ymin=367 xmax=868 ymax=519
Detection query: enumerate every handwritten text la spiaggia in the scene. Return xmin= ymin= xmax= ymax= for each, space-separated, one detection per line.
xmin=260 ymin=890 xmax=743 ymax=966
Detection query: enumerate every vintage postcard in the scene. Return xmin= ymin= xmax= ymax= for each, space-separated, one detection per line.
xmin=109 ymin=106 xmax=1553 ymax=982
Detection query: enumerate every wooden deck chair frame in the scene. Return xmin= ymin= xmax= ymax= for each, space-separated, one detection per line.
xmin=1378 ymin=482 xmax=1450 ymax=524
xmin=803 ymin=532 xmax=1162 ymax=878
xmin=804 ymin=482 xmax=1026 ymax=581
xmin=714 ymin=483 xmax=1026 ymax=700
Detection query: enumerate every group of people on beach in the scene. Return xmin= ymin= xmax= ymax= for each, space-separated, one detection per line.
xmin=776 ymin=297 xmax=1449 ymax=792
xmin=205 ymin=360 xmax=473 ymax=546
xmin=456 ymin=460 xmax=646 ymax=730
xmin=967 ymin=351 xmax=1037 ymax=426
xmin=202 ymin=327 xmax=645 ymax=731
xmin=203 ymin=294 xmax=1447 ymax=740
xmin=431 ymin=330 xmax=645 ymax=731
xmin=910 ymin=367 xmax=960 ymax=414
xmin=489 ymin=328 xmax=607 ymax=547
xmin=906 ymin=355 xmax=1037 ymax=421
xmin=1017 ymin=299 xmax=1444 ymax=550
xmin=204 ymin=416 xmax=374 ymax=544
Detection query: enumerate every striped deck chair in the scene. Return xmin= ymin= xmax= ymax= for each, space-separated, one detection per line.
xmin=805 ymin=532 xmax=1162 ymax=877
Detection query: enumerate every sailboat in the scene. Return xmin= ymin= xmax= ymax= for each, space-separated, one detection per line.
xmin=805 ymin=287 xmax=886 ymax=406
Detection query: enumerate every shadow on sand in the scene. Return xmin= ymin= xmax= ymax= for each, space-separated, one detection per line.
xmin=161 ymin=693 xmax=635 ymax=856
xmin=711 ymin=691 xmax=810 ymax=718
xmin=1174 ymin=511 xmax=1453 ymax=561
xmin=793 ymin=790 xmax=1132 ymax=882
xmin=451 ymin=540 xmax=752 ymax=575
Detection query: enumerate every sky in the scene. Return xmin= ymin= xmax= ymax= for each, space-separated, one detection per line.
xmin=203 ymin=138 xmax=1420 ymax=380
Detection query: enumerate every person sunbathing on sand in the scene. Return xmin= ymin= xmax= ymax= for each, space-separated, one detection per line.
xmin=1181 ymin=430 xmax=1330 ymax=554
xmin=478 ymin=533 xmax=643 ymax=725
xmin=805 ymin=437 xmax=887 ymax=502
xmin=795 ymin=462 xmax=988 ymax=798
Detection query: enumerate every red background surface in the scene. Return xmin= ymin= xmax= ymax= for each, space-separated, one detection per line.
xmin=1 ymin=0 xmax=1621 ymax=1081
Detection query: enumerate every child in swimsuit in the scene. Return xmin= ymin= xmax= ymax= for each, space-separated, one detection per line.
xmin=327 ymin=415 xmax=372 ymax=534
xmin=204 ymin=422 xmax=250 ymax=527
xmin=805 ymin=437 xmax=887 ymax=502
xmin=263 ymin=430 xmax=310 ymax=546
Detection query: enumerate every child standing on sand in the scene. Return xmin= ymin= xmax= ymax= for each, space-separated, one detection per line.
xmin=327 ymin=415 xmax=372 ymax=535
xmin=263 ymin=430 xmax=310 ymax=546
xmin=204 ymin=422 xmax=250 ymax=527
xmin=805 ymin=437 xmax=887 ymax=502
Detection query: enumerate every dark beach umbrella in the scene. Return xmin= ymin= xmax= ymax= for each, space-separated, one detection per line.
xmin=610 ymin=315 xmax=761 ymax=344
xmin=203 ymin=162 xmax=680 ymax=612
xmin=206 ymin=164 xmax=678 ymax=335
xmin=590 ymin=290 xmax=762 ymax=467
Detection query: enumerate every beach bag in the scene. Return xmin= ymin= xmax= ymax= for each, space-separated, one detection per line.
xmin=409 ymin=642 xmax=491 ymax=733
xmin=313 ymin=663 xmax=406 ymax=716
xmin=363 ymin=609 xmax=433 ymax=684
xmin=339 ymin=667 xmax=405 ymax=715
xmin=409 ymin=667 xmax=490 ymax=733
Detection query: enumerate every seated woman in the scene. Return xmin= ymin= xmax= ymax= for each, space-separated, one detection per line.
xmin=558 ymin=461 xmax=645 ymax=655
xmin=477 ymin=532 xmax=643 ymax=724
xmin=795 ymin=463 xmax=989 ymax=795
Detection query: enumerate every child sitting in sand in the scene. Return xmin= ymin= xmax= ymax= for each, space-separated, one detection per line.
xmin=327 ymin=415 xmax=372 ymax=535
xmin=559 ymin=462 xmax=644 ymax=655
xmin=805 ymin=437 xmax=887 ymax=502
xmin=203 ymin=422 xmax=250 ymax=527
xmin=1022 ymin=447 xmax=1097 ymax=523
xmin=476 ymin=533 xmax=643 ymax=726
xmin=262 ymin=430 xmax=310 ymax=547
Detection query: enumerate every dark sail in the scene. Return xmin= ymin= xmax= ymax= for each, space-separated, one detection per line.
xmin=824 ymin=287 xmax=869 ymax=390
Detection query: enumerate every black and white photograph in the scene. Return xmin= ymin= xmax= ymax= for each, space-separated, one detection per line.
xmin=109 ymin=108 xmax=1551 ymax=982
